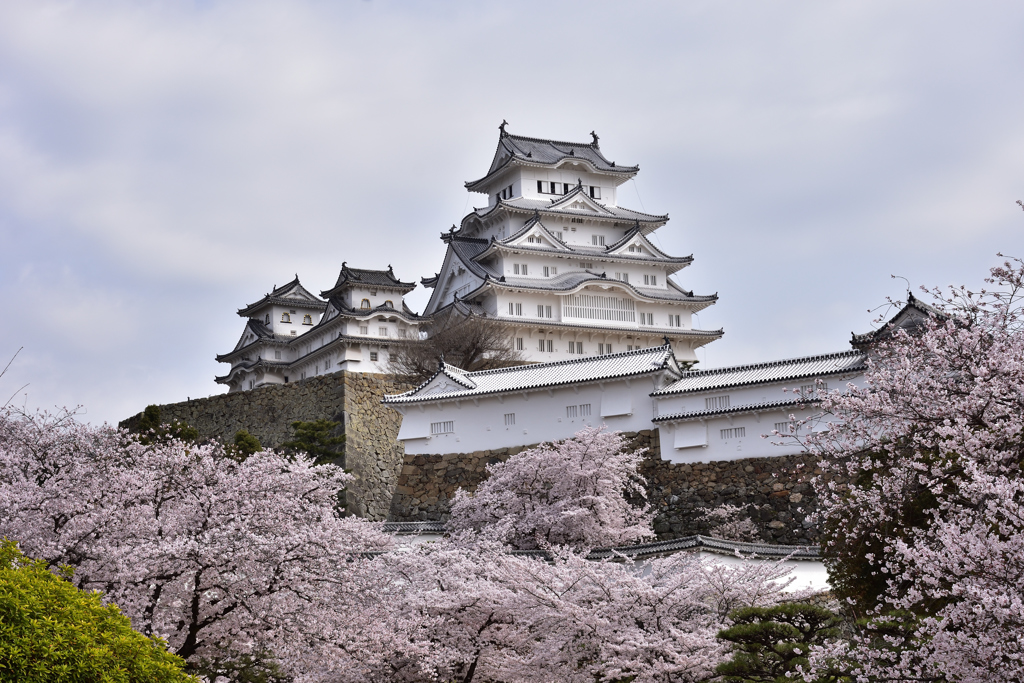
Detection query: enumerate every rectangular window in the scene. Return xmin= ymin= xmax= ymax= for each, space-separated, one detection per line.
xmin=579 ymin=262 xmax=594 ymax=269
xmin=535 ymin=305 xmax=552 ymax=319
xmin=555 ymin=231 xmax=563 ymax=240
xmin=580 ymin=403 xmax=592 ymax=417
xmin=614 ymin=272 xmax=629 ymax=283
xmin=543 ymin=266 xmax=550 ymax=277
xmin=592 ymin=235 xmax=606 ymax=246
xmin=538 ymin=339 xmax=545 ymax=351
xmin=515 ymin=337 xmax=524 ymax=350
xmin=290 ymin=330 xmax=297 ymax=336
xmin=509 ymin=302 xmax=523 ymax=316
xmin=668 ymin=314 xmax=681 ymax=327
xmin=398 ymin=328 xmax=407 ymax=338
xmin=644 ymin=274 xmax=657 ymax=286
xmin=598 ymin=343 xmax=613 ymax=354
xmin=801 ymin=382 xmax=827 ymax=395
xmin=589 ymin=186 xmax=601 ymax=200
xmin=566 ymin=405 xmax=578 ymax=418
xmin=640 ymin=312 xmax=654 ymax=325
xmin=274 ymin=350 xmax=282 ymax=359
xmin=774 ymin=421 xmax=791 ymax=434
xmin=325 ymin=358 xmax=331 ymax=369
xmin=379 ymin=327 xmax=388 ymax=336
xmin=359 ymin=325 xmax=369 ymax=335
xmin=563 ymin=293 xmax=636 ymax=323
xmin=430 ymin=421 xmax=454 ymax=435
xmin=720 ymin=427 xmax=746 ymax=440
xmin=504 ymin=413 xmax=516 ymax=426
xmin=575 ymin=341 xmax=583 ymax=353
xmin=369 ymin=351 xmax=378 ymax=361
xmin=514 ymin=263 xmax=520 ymax=275
xmin=705 ymin=395 xmax=731 ymax=411
xmin=629 ymin=245 xmax=639 ymax=253
xmin=537 ymin=180 xmax=544 ymax=193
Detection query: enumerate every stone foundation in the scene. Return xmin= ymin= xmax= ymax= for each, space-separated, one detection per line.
xmin=120 ymin=372 xmax=413 ymax=520
xmin=388 ymin=430 xmax=822 ymax=545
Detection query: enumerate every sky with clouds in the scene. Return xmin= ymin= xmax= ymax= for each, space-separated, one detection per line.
xmin=1 ymin=0 xmax=1021 ymax=425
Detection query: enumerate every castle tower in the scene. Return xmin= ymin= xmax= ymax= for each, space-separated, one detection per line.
xmin=421 ymin=124 xmax=722 ymax=363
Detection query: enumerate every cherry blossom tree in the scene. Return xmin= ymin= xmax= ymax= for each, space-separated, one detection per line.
xmin=0 ymin=407 xmax=393 ymax=681
xmin=798 ymin=255 xmax=1024 ymax=682
xmin=448 ymin=426 xmax=655 ymax=551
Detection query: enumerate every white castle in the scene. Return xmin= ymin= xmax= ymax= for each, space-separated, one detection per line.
xmin=420 ymin=123 xmax=721 ymax=363
xmin=217 ymin=124 xmax=720 ymax=392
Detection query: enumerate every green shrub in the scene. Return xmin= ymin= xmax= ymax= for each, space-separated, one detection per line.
xmin=0 ymin=539 xmax=195 ymax=683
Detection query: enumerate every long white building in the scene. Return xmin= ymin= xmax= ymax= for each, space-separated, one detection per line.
xmin=384 ymin=344 xmax=867 ymax=463
xmin=421 ymin=124 xmax=722 ymax=364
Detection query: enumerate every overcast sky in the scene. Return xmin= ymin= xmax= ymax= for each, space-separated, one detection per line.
xmin=1 ymin=0 xmax=1021 ymax=425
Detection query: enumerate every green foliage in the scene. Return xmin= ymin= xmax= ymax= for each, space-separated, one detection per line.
xmin=715 ymin=603 xmax=846 ymax=683
xmin=229 ymin=429 xmax=262 ymax=461
xmin=0 ymin=539 xmax=195 ymax=683
xmin=282 ymin=419 xmax=345 ymax=465
xmin=820 ymin=440 xmax=944 ymax=615
xmin=132 ymin=405 xmax=199 ymax=445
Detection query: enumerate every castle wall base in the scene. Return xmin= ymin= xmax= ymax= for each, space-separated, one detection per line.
xmin=120 ymin=372 xmax=413 ymax=520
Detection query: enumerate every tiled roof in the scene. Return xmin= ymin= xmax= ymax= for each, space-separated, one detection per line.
xmin=654 ymin=350 xmax=866 ymax=396
xmin=851 ymin=292 xmax=944 ymax=347
xmin=474 ymin=195 xmax=668 ymax=225
xmin=654 ymin=398 xmax=819 ymax=423
xmin=479 ymin=270 xmax=718 ymax=307
xmin=378 ymin=524 xmax=819 ymax=560
xmin=323 ymin=297 xmax=426 ymax=322
xmin=321 ymin=263 xmax=416 ymax=298
xmin=384 ymin=344 xmax=679 ymax=404
xmin=237 ymin=277 xmax=327 ymax=317
xmin=465 ymin=128 xmax=638 ymax=192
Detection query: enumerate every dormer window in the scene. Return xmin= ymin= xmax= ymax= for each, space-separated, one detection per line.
xmin=628 ymin=245 xmax=639 ymax=253
xmin=360 ymin=299 xmax=371 ymax=309
xmin=302 ymin=314 xmax=313 ymax=325
xmin=384 ymin=300 xmax=394 ymax=308
xmin=281 ymin=313 xmax=291 ymax=323
xmin=527 ymin=235 xmax=540 ymax=244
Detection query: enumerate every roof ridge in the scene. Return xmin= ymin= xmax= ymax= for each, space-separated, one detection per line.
xmin=465 ymin=344 xmax=671 ymax=378
xmin=678 ymin=349 xmax=865 ymax=378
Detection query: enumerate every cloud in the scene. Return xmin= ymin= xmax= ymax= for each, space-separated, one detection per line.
xmin=0 ymin=0 xmax=1021 ymax=424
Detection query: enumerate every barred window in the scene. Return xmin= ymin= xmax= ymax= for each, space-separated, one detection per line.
xmin=720 ymin=427 xmax=745 ymax=440
xmin=504 ymin=413 xmax=516 ymax=426
xmin=431 ymin=421 xmax=454 ymax=435
xmin=774 ymin=421 xmax=792 ymax=434
xmin=566 ymin=405 xmax=578 ymax=418
xmin=564 ymin=293 xmax=635 ymax=322
xmin=705 ymin=395 xmax=730 ymax=411
xmin=580 ymin=404 xmax=592 ymax=417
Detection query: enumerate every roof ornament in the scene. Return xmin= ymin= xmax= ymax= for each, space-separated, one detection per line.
xmin=577 ymin=178 xmax=583 ymax=188
xmin=634 ymin=219 xmax=641 ymax=232
xmin=533 ymin=208 xmax=540 ymax=222
xmin=568 ymin=148 xmax=574 ymax=156
xmin=387 ymin=264 xmax=394 ymax=274
xmin=663 ymin=335 xmax=672 ymax=346
xmin=438 ymin=354 xmax=446 ymax=371
xmin=590 ymin=130 xmax=599 ymax=145
xmin=499 ymin=119 xmax=508 ymax=136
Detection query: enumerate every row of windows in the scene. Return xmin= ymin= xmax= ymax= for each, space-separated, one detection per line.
xmin=431 ymin=404 xmax=594 ymax=435
xmin=535 ymin=181 xmax=602 ymax=200
xmin=275 ymin=313 xmax=314 ymax=325
xmin=356 ymin=325 xmax=407 ymax=338
xmin=565 ymin=403 xmax=592 ymax=418
xmin=517 ymin=338 xmax=625 ymax=355
xmin=495 ymin=184 xmax=514 ymax=202
xmin=360 ymin=299 xmax=394 ymax=309
xmin=511 ymin=263 xmax=562 ymax=278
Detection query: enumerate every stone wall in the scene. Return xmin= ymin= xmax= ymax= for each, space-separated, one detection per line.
xmin=388 ymin=430 xmax=823 ymax=545
xmin=120 ymin=372 xmax=413 ymax=520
